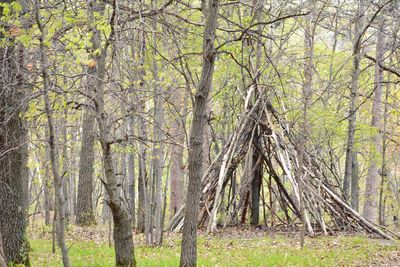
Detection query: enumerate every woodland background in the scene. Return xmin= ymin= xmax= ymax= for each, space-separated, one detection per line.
xmin=1 ymin=0 xmax=400 ymax=266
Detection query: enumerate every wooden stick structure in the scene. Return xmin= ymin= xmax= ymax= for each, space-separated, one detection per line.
xmin=168 ymin=92 xmax=398 ymax=240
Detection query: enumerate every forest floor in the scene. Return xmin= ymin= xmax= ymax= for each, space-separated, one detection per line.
xmin=28 ymin=221 xmax=400 ymax=266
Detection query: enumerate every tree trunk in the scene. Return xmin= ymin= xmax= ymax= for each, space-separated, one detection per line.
xmin=126 ymin=118 xmax=136 ymax=225
xmin=87 ymin=1 xmax=136 ymax=264
xmin=343 ymin=0 xmax=364 ymax=206
xmin=379 ymin=56 xmax=391 ymax=226
xmin=150 ymin=26 xmax=165 ymax=245
xmin=76 ymin=108 xmax=96 ymax=226
xmin=76 ymin=0 xmax=108 ymax=228
xmin=137 ymin=110 xmax=148 ymax=234
xmin=350 ymin=151 xmax=359 ymax=210
xmin=69 ymin=136 xmax=77 ymax=224
xmin=43 ymin=154 xmax=52 ymax=225
xmin=61 ymin=111 xmax=70 ymax=224
xmin=250 ymin=151 xmax=262 ymax=225
xmin=298 ymin=5 xmax=315 ymax=245
xmin=249 ymin=0 xmax=264 ymax=226
xmin=180 ymin=0 xmax=219 ymax=264
xmin=0 ymin=1 xmax=29 ymax=264
xmin=36 ymin=3 xmax=71 ymax=265
xmin=99 ymin=138 xmax=136 ymax=267
xmin=363 ymin=18 xmax=385 ymax=223
xmin=169 ymin=88 xmax=188 ymax=217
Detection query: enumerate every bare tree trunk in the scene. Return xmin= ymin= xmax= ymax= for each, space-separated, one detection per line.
xmin=379 ymin=58 xmax=391 ymax=226
xmin=43 ymin=155 xmax=52 ymax=225
xmin=75 ymin=13 xmax=105 ymax=224
xmin=36 ymin=3 xmax=71 ymax=265
xmin=350 ymin=151 xmax=359 ymax=210
xmin=298 ymin=5 xmax=315 ymax=246
xmin=135 ymin=18 xmax=148 ymax=235
xmin=86 ymin=2 xmax=136 ymax=264
xmin=76 ymin=109 xmax=96 ymax=226
xmin=343 ymin=0 xmax=364 ymax=207
xmin=363 ymin=18 xmax=385 ymax=223
xmin=150 ymin=24 xmax=165 ymax=245
xmin=61 ymin=111 xmax=70 ymax=224
xmin=69 ymin=135 xmax=77 ymax=224
xmin=180 ymin=0 xmax=219 ymax=264
xmin=126 ymin=118 xmax=136 ymax=225
xmin=137 ymin=108 xmax=148 ymax=234
xmin=169 ymin=88 xmax=188 ymax=218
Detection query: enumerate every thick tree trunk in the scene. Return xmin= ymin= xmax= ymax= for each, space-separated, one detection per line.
xmin=76 ymin=0 xmax=109 ymax=228
xmin=363 ymin=19 xmax=385 ymax=222
xmin=0 ymin=2 xmax=29 ymax=264
xmin=180 ymin=0 xmax=219 ymax=264
xmin=76 ymin=109 xmax=96 ymax=225
xmin=99 ymin=138 xmax=136 ymax=267
xmin=94 ymin=65 xmax=136 ymax=264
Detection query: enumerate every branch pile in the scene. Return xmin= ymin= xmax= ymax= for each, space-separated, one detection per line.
xmin=168 ymin=92 xmax=398 ymax=240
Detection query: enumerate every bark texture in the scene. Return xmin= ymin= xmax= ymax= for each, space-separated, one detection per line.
xmin=76 ymin=109 xmax=96 ymax=226
xmin=0 ymin=232 xmax=6 ymax=267
xmin=0 ymin=1 xmax=30 ymax=264
xmin=180 ymin=0 xmax=219 ymax=264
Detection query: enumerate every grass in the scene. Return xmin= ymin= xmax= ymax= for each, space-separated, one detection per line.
xmin=28 ymin=225 xmax=400 ymax=267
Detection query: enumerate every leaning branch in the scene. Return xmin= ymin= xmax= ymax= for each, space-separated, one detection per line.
xmin=364 ymin=54 xmax=400 ymax=79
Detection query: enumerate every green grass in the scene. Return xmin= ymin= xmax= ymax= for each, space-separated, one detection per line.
xmin=29 ymin=231 xmax=399 ymax=266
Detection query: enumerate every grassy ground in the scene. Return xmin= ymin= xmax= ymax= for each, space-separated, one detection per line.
xmin=28 ymin=223 xmax=400 ymax=266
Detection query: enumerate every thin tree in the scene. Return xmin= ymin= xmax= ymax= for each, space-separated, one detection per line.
xmin=35 ymin=1 xmax=71 ymax=265
xmin=363 ymin=14 xmax=386 ymax=222
xmin=87 ymin=1 xmax=136 ymax=265
xmin=343 ymin=0 xmax=365 ymax=209
xmin=180 ymin=0 xmax=220 ymax=264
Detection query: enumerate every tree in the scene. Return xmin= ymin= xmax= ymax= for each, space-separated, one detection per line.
xmin=75 ymin=1 xmax=105 ymax=227
xmin=180 ymin=0 xmax=220 ymax=264
xmin=0 ymin=0 xmax=30 ymax=265
xmin=363 ymin=14 xmax=386 ymax=223
xmin=343 ymin=0 xmax=365 ymax=209
xmin=35 ymin=1 xmax=71 ymax=265
xmin=75 ymin=101 xmax=96 ymax=226
xmin=86 ymin=1 xmax=136 ymax=265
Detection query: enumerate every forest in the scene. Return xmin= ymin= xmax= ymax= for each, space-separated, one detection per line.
xmin=1 ymin=0 xmax=400 ymax=266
